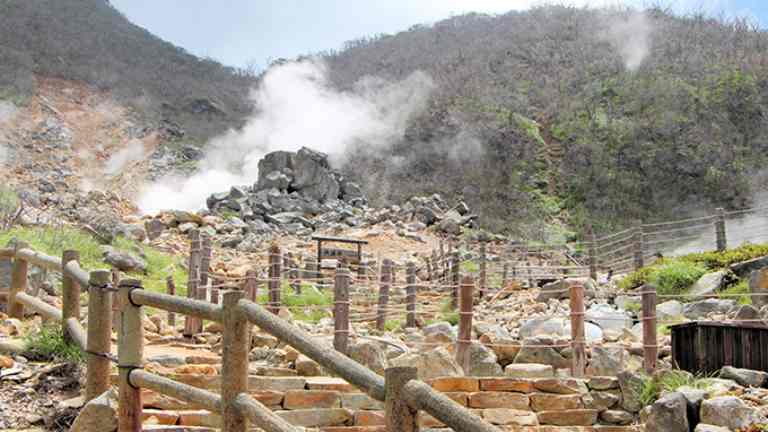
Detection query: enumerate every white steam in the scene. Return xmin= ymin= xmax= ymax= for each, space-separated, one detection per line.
xmin=0 ymin=144 xmax=7 ymax=165
xmin=601 ymin=11 xmax=653 ymax=72
xmin=104 ymin=139 xmax=146 ymax=175
xmin=137 ymin=59 xmax=434 ymax=214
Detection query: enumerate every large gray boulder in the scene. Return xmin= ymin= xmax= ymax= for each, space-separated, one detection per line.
xmin=682 ymin=299 xmax=735 ymax=319
xmin=656 ymin=300 xmax=684 ymax=321
xmin=586 ymin=303 xmax=633 ymax=334
xmin=719 ymin=366 xmax=768 ymax=387
xmin=348 ymin=340 xmax=388 ymax=375
xmin=513 ymin=337 xmax=570 ymax=369
xmin=730 ymin=255 xmax=768 ymax=278
xmin=389 ymin=347 xmax=463 ymax=380
xmin=465 ymin=341 xmax=503 ymax=376
xmin=617 ymin=371 xmax=645 ymax=413
xmin=686 ymin=270 xmax=727 ymax=299
xmin=700 ymin=396 xmax=766 ymax=430
xmin=586 ymin=346 xmax=627 ymax=376
xmin=645 ymin=392 xmax=689 ymax=432
xmin=256 ymin=150 xmax=294 ymax=188
xmin=70 ymin=389 xmax=118 ymax=432
xmin=102 ymin=246 xmax=147 ymax=273
xmin=291 ymin=147 xmax=340 ymax=202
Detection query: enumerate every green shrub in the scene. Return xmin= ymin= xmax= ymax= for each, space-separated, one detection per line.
xmin=23 ymin=324 xmax=83 ymax=363
xmin=635 ymin=370 xmax=715 ymax=406
xmin=681 ymin=243 xmax=768 ymax=269
xmin=257 ymin=284 xmax=334 ymax=323
xmin=384 ymin=320 xmax=402 ymax=332
xmin=0 ymin=186 xmax=19 ymax=227
xmin=649 ymin=260 xmax=708 ymax=296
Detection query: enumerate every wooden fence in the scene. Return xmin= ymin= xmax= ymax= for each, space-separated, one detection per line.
xmin=0 ymin=243 xmax=503 ymax=432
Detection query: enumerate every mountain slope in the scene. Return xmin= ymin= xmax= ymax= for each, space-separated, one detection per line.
xmin=0 ymin=0 xmax=254 ymax=142
xmin=322 ymin=7 xmax=768 ymax=237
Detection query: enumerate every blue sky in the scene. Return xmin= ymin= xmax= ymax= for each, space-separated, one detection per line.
xmin=110 ymin=0 xmax=767 ymax=69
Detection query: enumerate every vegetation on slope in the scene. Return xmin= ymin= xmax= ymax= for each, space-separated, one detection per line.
xmin=0 ymin=226 xmax=188 ymax=295
xmin=0 ymin=0 xmax=255 ymax=141
xmin=618 ymin=242 xmax=768 ymax=297
xmin=324 ymin=6 xmax=768 ymax=237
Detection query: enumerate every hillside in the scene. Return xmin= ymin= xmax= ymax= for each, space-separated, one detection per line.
xmin=321 ymin=7 xmax=768 ymax=238
xmin=0 ymin=0 xmax=254 ymax=142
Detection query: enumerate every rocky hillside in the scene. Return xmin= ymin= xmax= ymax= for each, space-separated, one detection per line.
xmin=0 ymin=0 xmax=254 ymax=142
xmin=322 ymin=7 xmax=768 ymax=236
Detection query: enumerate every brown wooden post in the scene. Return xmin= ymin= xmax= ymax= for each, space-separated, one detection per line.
xmin=376 ymin=259 xmax=392 ymax=331
xmin=111 ymin=268 xmax=121 ymax=332
xmin=199 ymin=234 xmax=213 ymax=289
xmin=86 ymin=270 xmax=113 ymax=402
xmin=268 ymin=244 xmax=281 ymax=315
xmin=569 ymin=281 xmax=586 ymax=378
xmin=118 ymin=278 xmax=144 ymax=432
xmin=165 ymin=276 xmax=176 ymax=327
xmin=715 ymin=207 xmax=727 ymax=252
xmin=587 ymin=224 xmax=598 ymax=281
xmin=633 ymin=222 xmax=645 ymax=271
xmin=9 ymin=241 xmax=29 ymax=319
xmin=184 ymin=229 xmax=202 ymax=336
xmin=642 ymin=284 xmax=658 ymax=375
xmin=426 ymin=255 xmax=433 ymax=282
xmin=406 ymin=262 xmax=417 ymax=328
xmin=385 ymin=367 xmax=420 ymax=432
xmin=334 ymin=261 xmax=350 ymax=354
xmin=286 ymin=252 xmax=300 ymax=294
xmin=479 ymin=242 xmax=487 ymax=300
xmin=450 ymin=252 xmax=459 ymax=310
xmin=62 ymin=250 xmax=81 ymax=343
xmin=244 ymin=269 xmax=258 ymax=302
xmin=221 ymin=289 xmax=251 ymax=432
xmin=456 ymin=276 xmax=474 ymax=374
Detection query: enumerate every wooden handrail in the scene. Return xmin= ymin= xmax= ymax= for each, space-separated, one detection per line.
xmin=0 ymin=248 xmax=14 ymax=258
xmin=16 ymin=248 xmax=62 ymax=272
xmin=238 ymin=299 xmax=386 ymax=401
xmin=63 ymin=260 xmax=90 ymax=289
xmin=15 ymin=292 xmax=62 ymax=321
xmin=130 ymin=369 xmax=222 ymax=412
xmin=65 ymin=317 xmax=87 ymax=351
xmin=130 ymin=289 xmax=223 ymax=322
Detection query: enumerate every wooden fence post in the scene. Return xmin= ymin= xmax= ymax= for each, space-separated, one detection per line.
xmin=479 ymin=242 xmax=487 ymax=300
xmin=287 ymin=252 xmax=301 ymax=294
xmin=184 ymin=229 xmax=202 ymax=336
xmin=61 ymin=250 xmax=80 ymax=343
xmin=166 ymin=276 xmax=176 ymax=327
xmin=376 ymin=259 xmax=392 ymax=331
xmin=244 ymin=269 xmax=258 ymax=302
xmin=221 ymin=289 xmax=250 ymax=432
xmin=118 ymin=278 xmax=144 ymax=431
xmin=86 ymin=269 xmax=113 ymax=402
xmin=9 ymin=241 xmax=29 ymax=319
xmin=642 ymin=284 xmax=658 ymax=375
xmin=199 ymin=234 xmax=212 ymax=290
xmin=450 ymin=252 xmax=460 ymax=310
xmin=569 ymin=281 xmax=586 ymax=378
xmin=633 ymin=222 xmax=645 ymax=271
xmin=715 ymin=207 xmax=727 ymax=252
xmin=406 ymin=262 xmax=417 ymax=328
xmin=456 ymin=276 xmax=474 ymax=374
xmin=268 ymin=244 xmax=281 ymax=315
xmin=211 ymin=277 xmax=221 ymax=305
xmin=587 ymin=224 xmax=598 ymax=281
xmin=385 ymin=367 xmax=420 ymax=432
xmin=334 ymin=261 xmax=350 ymax=354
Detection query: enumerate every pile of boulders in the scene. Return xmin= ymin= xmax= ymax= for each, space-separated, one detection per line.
xmin=139 ymin=147 xmax=480 ymax=249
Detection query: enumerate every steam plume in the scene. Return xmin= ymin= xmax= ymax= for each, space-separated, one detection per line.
xmin=602 ymin=11 xmax=653 ymax=72
xmin=138 ymin=59 xmax=434 ymax=214
xmin=104 ymin=139 xmax=145 ymax=175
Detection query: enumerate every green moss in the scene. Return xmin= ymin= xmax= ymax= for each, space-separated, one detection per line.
xmin=384 ymin=320 xmax=402 ymax=332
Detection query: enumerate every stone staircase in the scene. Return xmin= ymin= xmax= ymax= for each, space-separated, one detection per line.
xmin=127 ymin=374 xmax=644 ymax=431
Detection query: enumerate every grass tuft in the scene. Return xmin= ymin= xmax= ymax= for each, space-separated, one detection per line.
xmin=23 ymin=324 xmax=84 ymax=363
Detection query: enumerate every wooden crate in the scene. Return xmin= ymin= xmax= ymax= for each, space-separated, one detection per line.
xmin=670 ymin=321 xmax=768 ymax=374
